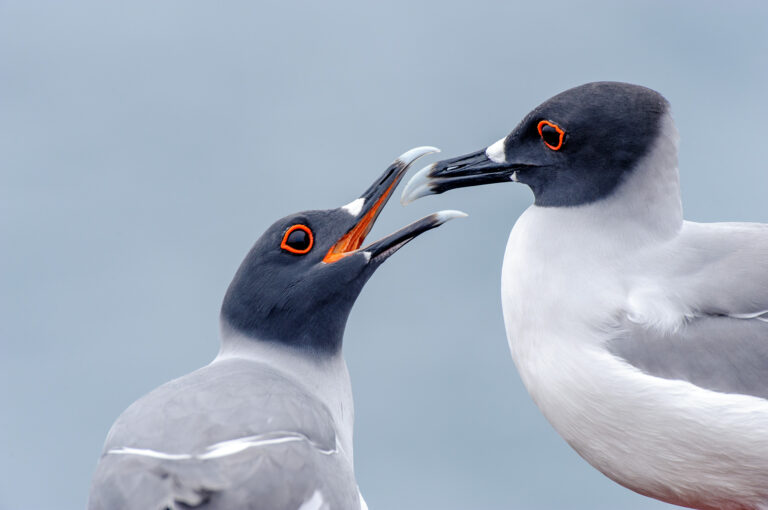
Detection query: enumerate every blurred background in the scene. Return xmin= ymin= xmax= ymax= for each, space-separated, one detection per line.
xmin=2 ymin=1 xmax=768 ymax=509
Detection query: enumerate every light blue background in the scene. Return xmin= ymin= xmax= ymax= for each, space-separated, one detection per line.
xmin=2 ymin=1 xmax=767 ymax=509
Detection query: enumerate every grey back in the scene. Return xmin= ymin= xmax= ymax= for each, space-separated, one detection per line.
xmin=88 ymin=358 xmax=359 ymax=510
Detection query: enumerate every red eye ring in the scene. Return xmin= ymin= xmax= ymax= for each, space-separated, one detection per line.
xmin=537 ymin=120 xmax=565 ymax=151
xmin=281 ymin=224 xmax=314 ymax=254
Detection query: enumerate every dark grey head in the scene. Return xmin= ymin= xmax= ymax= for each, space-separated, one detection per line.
xmin=221 ymin=147 xmax=464 ymax=355
xmin=401 ymin=82 xmax=670 ymax=207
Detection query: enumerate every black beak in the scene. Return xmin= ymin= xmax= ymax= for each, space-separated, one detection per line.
xmin=324 ymin=147 xmax=466 ymax=264
xmin=400 ymin=146 xmax=537 ymax=205
xmin=362 ymin=210 xmax=466 ymax=262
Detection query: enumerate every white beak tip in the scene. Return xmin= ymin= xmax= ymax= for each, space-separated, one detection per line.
xmin=400 ymin=163 xmax=437 ymax=206
xmin=434 ymin=210 xmax=468 ymax=223
xmin=395 ymin=146 xmax=440 ymax=167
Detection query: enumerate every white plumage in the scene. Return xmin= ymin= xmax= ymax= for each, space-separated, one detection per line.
xmin=402 ymin=81 xmax=768 ymax=509
xmin=502 ymin=113 xmax=768 ymax=510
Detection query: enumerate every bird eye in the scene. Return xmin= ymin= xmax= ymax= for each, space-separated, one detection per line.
xmin=537 ymin=120 xmax=565 ymax=151
xmin=281 ymin=224 xmax=313 ymax=254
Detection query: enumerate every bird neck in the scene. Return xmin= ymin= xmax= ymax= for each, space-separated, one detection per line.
xmin=219 ymin=266 xmax=362 ymax=356
xmin=604 ymin=112 xmax=683 ymax=241
xmin=217 ymin=317 xmax=345 ymax=366
xmin=215 ymin=322 xmax=356 ymax=463
xmin=533 ymin=113 xmax=682 ymax=248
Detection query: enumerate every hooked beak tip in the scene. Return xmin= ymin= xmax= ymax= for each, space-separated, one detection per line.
xmin=325 ymin=146 xmax=443 ymax=263
xmin=400 ymin=162 xmax=437 ymax=206
xmin=395 ymin=146 xmax=440 ymax=168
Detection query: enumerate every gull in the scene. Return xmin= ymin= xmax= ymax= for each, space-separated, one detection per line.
xmin=402 ymin=82 xmax=768 ymax=510
xmin=88 ymin=147 xmax=464 ymax=510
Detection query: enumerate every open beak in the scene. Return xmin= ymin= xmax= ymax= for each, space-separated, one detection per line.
xmin=324 ymin=146 xmax=466 ymax=264
xmin=400 ymin=146 xmax=537 ymax=205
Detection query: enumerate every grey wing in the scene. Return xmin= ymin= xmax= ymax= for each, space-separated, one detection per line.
xmin=673 ymin=221 xmax=768 ymax=316
xmin=88 ymin=358 xmax=360 ymax=510
xmin=88 ymin=434 xmax=358 ymax=510
xmin=88 ymin=454 xmax=224 ymax=510
xmin=608 ymin=316 xmax=768 ymax=400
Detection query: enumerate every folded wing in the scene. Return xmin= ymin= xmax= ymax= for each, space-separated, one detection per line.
xmin=88 ymin=358 xmax=359 ymax=510
xmin=609 ymin=221 xmax=768 ymax=400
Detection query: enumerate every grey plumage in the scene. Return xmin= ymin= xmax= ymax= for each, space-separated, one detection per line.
xmin=609 ymin=316 xmax=768 ymax=401
xmin=605 ymin=221 xmax=768 ymax=401
xmin=88 ymin=147 xmax=461 ymax=509
xmin=399 ymin=82 xmax=768 ymax=508
xmin=89 ymin=359 xmax=358 ymax=510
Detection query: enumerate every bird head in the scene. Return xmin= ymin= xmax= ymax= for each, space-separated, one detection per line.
xmin=221 ymin=147 xmax=465 ymax=354
xmin=401 ymin=82 xmax=671 ymax=208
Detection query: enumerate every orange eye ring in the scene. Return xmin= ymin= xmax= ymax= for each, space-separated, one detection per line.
xmin=280 ymin=224 xmax=314 ymax=254
xmin=537 ymin=120 xmax=565 ymax=151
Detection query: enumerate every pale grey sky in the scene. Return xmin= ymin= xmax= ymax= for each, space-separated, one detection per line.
xmin=2 ymin=1 xmax=768 ymax=509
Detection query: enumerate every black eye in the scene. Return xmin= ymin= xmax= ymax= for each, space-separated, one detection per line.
xmin=281 ymin=225 xmax=313 ymax=254
xmin=537 ymin=120 xmax=565 ymax=151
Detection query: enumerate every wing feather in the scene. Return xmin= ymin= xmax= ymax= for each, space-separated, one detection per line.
xmin=609 ymin=315 xmax=768 ymax=400
xmin=88 ymin=358 xmax=358 ymax=510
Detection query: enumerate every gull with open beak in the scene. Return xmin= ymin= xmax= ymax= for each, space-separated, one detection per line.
xmin=88 ymin=147 xmax=465 ymax=510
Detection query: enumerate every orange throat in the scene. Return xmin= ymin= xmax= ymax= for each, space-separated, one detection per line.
xmin=323 ymin=181 xmax=396 ymax=263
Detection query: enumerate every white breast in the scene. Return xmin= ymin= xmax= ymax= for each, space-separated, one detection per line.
xmin=498 ymin=112 xmax=768 ymax=507
xmin=501 ymin=204 xmax=768 ymax=510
